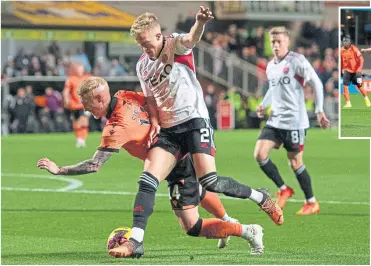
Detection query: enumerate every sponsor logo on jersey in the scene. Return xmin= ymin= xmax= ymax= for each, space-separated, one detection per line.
xmin=145 ymin=64 xmax=173 ymax=87
xmin=269 ymin=76 xmax=291 ymax=86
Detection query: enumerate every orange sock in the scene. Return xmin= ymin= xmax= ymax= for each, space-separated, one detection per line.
xmin=80 ymin=126 xmax=89 ymax=141
xmin=73 ymin=123 xmax=84 ymax=139
xmin=200 ymin=191 xmax=226 ymax=219
xmin=357 ymin=84 xmax=368 ymax=97
xmin=343 ymin=85 xmax=350 ymax=102
xmin=199 ymin=218 xmax=242 ymax=239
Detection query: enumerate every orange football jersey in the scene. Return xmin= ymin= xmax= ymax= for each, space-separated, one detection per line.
xmin=98 ymin=90 xmax=151 ymax=160
xmin=341 ymin=44 xmax=363 ymax=73
xmin=64 ymin=73 xmax=91 ymax=110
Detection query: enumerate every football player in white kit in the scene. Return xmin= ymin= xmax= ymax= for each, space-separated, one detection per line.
xmin=254 ymin=26 xmax=331 ymax=215
xmin=108 ymin=8 xmax=284 ymax=258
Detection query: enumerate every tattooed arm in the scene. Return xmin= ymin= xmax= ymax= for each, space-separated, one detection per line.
xmin=37 ymin=150 xmax=114 ymax=175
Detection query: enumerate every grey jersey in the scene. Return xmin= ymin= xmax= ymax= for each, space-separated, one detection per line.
xmin=261 ymin=51 xmax=324 ymax=130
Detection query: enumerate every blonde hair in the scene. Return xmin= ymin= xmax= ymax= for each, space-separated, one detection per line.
xmin=77 ymin=77 xmax=108 ymax=98
xmin=269 ymin=26 xmax=290 ymax=37
xmin=130 ymin=12 xmax=160 ymax=37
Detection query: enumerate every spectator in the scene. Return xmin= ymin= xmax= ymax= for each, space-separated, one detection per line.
xmin=55 ymin=58 xmax=66 ymax=76
xmin=226 ymin=87 xmax=242 ymax=128
xmin=108 ymin=59 xmax=127 ymax=76
xmin=48 ymin=41 xmax=61 ymax=59
xmin=2 ymin=56 xmax=16 ymax=79
xmin=28 ymin=56 xmax=45 ymax=76
xmin=72 ymin=48 xmax=92 ymax=73
xmin=9 ymin=88 xmax=34 ymax=133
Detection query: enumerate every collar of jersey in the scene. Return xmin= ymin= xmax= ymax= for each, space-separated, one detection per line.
xmin=106 ymin=96 xmax=118 ymax=119
xmin=274 ymin=51 xmax=290 ymax=64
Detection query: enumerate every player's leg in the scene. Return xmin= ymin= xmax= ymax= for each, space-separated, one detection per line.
xmin=254 ymin=126 xmax=294 ymax=208
xmin=342 ymin=71 xmax=352 ymax=107
xmin=354 ymin=73 xmax=371 ymax=107
xmin=76 ymin=111 xmax=90 ymax=147
xmin=109 ymin=135 xmax=179 ymax=258
xmin=186 ymin=119 xmax=283 ymax=225
xmin=169 ymin=178 xmax=264 ymax=255
xmin=283 ymin=129 xmax=319 ymax=215
xmin=174 ymin=207 xmax=264 ymax=255
xmin=71 ymin=110 xmax=86 ymax=148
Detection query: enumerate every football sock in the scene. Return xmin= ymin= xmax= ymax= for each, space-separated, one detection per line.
xmin=130 ymin=172 xmax=159 ymax=243
xmin=280 ymin=185 xmax=288 ymax=190
xmin=200 ymin=191 xmax=226 ymax=219
xmin=80 ymin=126 xmax=89 ymax=140
xmin=294 ymin=165 xmax=314 ymax=200
xmin=130 ymin=227 xmax=144 ymax=243
xmin=199 ymin=218 xmax=242 ymax=239
xmin=343 ymin=85 xmax=350 ymax=102
xmin=258 ymin=157 xmax=285 ymax=188
xmin=199 ymin=173 xmax=252 ymax=199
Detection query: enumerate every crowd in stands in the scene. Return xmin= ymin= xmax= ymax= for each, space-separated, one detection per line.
xmin=2 ymin=18 xmax=340 ymax=134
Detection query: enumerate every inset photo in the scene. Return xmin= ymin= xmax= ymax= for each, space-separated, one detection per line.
xmin=340 ymin=7 xmax=371 ymax=138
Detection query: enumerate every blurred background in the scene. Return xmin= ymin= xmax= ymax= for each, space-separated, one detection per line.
xmin=2 ymin=1 xmax=366 ymax=135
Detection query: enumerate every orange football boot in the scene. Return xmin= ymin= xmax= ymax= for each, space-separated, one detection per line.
xmin=296 ymin=202 xmax=320 ymax=215
xmin=275 ymin=186 xmax=295 ymax=209
xmin=257 ymin=189 xmax=284 ymax=226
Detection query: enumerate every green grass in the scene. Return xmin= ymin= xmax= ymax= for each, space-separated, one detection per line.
xmin=1 ymin=130 xmax=370 ymax=265
xmin=341 ymin=95 xmax=371 ymax=137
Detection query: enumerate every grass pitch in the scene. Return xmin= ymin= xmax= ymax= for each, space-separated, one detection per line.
xmin=1 ymin=129 xmax=370 ymax=264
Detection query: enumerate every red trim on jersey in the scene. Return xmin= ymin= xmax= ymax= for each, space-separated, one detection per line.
xmin=300 ymin=144 xmax=304 ymax=152
xmin=139 ymin=53 xmax=147 ymax=61
xmin=174 ymin=52 xmax=195 ymax=72
xmin=294 ymin=74 xmax=304 ymax=88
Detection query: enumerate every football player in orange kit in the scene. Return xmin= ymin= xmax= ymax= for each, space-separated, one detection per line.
xmin=63 ymin=62 xmax=91 ymax=147
xmin=38 ymin=77 xmax=270 ymax=256
xmin=341 ymin=35 xmax=371 ymax=108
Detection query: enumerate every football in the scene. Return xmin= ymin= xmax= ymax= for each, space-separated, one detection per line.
xmin=107 ymin=227 xmax=132 ymax=250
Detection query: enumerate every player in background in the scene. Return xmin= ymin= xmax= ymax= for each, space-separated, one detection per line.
xmin=63 ymin=62 xmax=91 ymax=147
xmin=254 ymin=27 xmax=331 ymax=215
xmin=341 ymin=35 xmax=371 ymax=108
xmin=108 ymin=8 xmax=284 ymax=258
xmin=361 ymin=47 xmax=371 ymax=53
xmin=37 ymin=77 xmax=265 ymax=256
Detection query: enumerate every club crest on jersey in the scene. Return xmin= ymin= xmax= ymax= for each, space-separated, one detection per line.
xmin=283 ymin=65 xmax=290 ymax=74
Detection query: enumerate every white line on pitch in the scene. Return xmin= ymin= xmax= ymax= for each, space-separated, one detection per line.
xmin=1 ymin=173 xmax=83 ymax=191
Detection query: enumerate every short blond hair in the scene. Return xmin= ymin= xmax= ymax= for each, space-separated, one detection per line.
xmin=269 ymin=26 xmax=290 ymax=37
xmin=130 ymin=12 xmax=160 ymax=37
xmin=77 ymin=77 xmax=108 ymax=98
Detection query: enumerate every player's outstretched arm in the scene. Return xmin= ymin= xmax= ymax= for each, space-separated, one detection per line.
xmin=145 ymin=96 xmax=161 ymax=147
xmin=361 ymin=48 xmax=371 ymax=53
xmin=37 ymin=150 xmax=114 ymax=175
xmin=180 ymin=6 xmax=214 ymax=49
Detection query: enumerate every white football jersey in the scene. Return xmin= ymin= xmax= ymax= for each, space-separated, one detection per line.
xmin=136 ymin=33 xmax=209 ymax=128
xmin=261 ymin=51 xmax=324 ymax=130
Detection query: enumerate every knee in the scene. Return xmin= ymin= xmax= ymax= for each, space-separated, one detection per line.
xmin=254 ymin=149 xmax=268 ymax=162
xmin=186 ymin=218 xmax=203 ymax=237
xmin=289 ymin=158 xmax=303 ymax=171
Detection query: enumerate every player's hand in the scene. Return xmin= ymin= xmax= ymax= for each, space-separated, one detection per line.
xmin=37 ymin=158 xmax=60 ymax=175
xmin=256 ymin=105 xmax=266 ymax=118
xmin=196 ymin=6 xmax=214 ymax=24
xmin=316 ymin=112 xmax=331 ymax=129
xmin=361 ymin=48 xmax=365 ymax=53
xmin=147 ymin=123 xmax=160 ymax=148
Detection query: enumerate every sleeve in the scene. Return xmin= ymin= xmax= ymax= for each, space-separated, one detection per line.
xmin=354 ymin=47 xmax=364 ymax=72
xmin=295 ymin=55 xmax=324 ymax=113
xmin=171 ymin=32 xmax=192 ymax=55
xmin=98 ymin=114 xmax=130 ymax=153
xmin=64 ymin=77 xmax=71 ymax=91
xmin=136 ymin=60 xmax=153 ymax=97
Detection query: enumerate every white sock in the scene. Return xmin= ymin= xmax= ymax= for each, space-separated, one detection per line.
xmin=279 ymin=185 xmax=287 ymax=190
xmin=365 ymin=96 xmax=369 ymax=100
xmin=306 ymin=197 xmax=316 ymax=203
xmin=221 ymin=213 xmax=230 ymax=221
xmin=241 ymin=224 xmax=250 ymax=240
xmin=249 ymin=189 xmax=264 ymax=204
xmin=130 ymin=227 xmax=144 ymax=243
xmin=346 ymin=101 xmax=351 ymax=104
